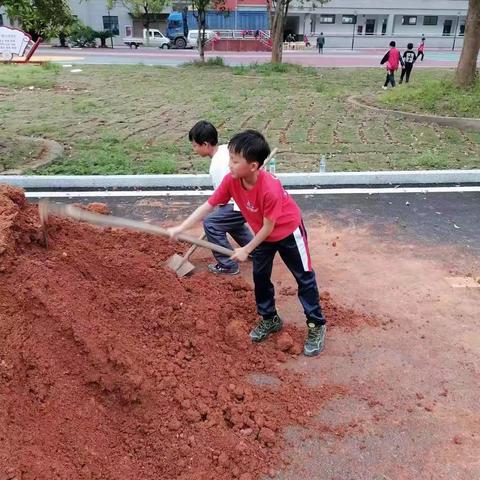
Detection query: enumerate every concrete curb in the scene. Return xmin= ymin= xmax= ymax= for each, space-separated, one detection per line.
xmin=348 ymin=96 xmax=480 ymax=132
xmin=1 ymin=137 xmax=64 ymax=175
xmin=1 ymin=170 xmax=480 ymax=190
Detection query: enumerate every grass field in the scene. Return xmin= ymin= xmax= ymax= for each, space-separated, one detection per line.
xmin=0 ymin=63 xmax=479 ymax=174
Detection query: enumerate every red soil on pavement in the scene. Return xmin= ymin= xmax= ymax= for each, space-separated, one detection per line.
xmin=0 ymin=186 xmax=373 ymax=479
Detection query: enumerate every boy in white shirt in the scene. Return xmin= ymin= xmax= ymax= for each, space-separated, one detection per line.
xmin=188 ymin=121 xmax=253 ymax=275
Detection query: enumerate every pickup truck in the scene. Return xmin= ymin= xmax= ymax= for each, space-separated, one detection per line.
xmin=123 ymin=29 xmax=171 ymax=49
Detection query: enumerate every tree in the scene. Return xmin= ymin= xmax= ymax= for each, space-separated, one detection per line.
xmin=190 ymin=0 xmax=227 ymax=62
xmin=107 ymin=0 xmax=169 ymax=45
xmin=0 ymin=0 xmax=74 ymax=41
xmin=268 ymin=0 xmax=330 ymax=63
xmin=455 ymin=0 xmax=480 ymax=87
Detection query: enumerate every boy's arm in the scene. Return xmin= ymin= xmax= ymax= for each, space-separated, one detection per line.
xmin=380 ymin=51 xmax=389 ymax=65
xmin=167 ymin=201 xmax=214 ymax=237
xmin=231 ymin=217 xmax=275 ymax=262
xmin=168 ymin=173 xmax=232 ymax=237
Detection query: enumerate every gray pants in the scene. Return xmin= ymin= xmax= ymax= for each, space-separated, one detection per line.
xmin=203 ymin=204 xmax=253 ymax=269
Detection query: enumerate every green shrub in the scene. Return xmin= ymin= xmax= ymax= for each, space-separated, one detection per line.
xmin=69 ymin=23 xmax=97 ymax=48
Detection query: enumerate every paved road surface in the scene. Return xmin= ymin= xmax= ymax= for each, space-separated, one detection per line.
xmin=31 ymin=45 xmax=472 ymax=68
xmin=31 ymin=190 xmax=480 ymax=479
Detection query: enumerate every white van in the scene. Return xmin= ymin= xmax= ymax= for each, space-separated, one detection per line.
xmin=187 ymin=30 xmax=216 ymax=49
xmin=123 ymin=29 xmax=171 ymax=49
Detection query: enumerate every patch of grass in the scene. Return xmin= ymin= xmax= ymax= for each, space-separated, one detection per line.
xmin=41 ymin=61 xmax=61 ymax=73
xmin=0 ymin=64 xmax=59 ymax=89
xmin=1 ymin=64 xmax=479 ymax=174
xmin=232 ymin=62 xmax=318 ymax=77
xmin=186 ymin=56 xmax=225 ymax=67
xmin=378 ymin=74 xmax=480 ymax=117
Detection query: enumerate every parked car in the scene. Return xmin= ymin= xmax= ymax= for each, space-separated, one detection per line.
xmin=123 ymin=29 xmax=171 ymax=49
xmin=186 ymin=30 xmax=216 ymax=49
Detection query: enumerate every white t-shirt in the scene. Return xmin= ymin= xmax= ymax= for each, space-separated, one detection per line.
xmin=209 ymin=144 xmax=240 ymax=211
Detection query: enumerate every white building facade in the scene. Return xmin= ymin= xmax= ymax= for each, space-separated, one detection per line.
xmin=288 ymin=0 xmax=468 ymax=48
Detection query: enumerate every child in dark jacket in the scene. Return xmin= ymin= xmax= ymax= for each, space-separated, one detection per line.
xmin=400 ymin=43 xmax=417 ymax=84
xmin=381 ymin=41 xmax=403 ymax=89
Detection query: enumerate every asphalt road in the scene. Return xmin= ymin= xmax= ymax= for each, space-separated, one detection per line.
xmin=32 ymin=45 xmax=470 ymax=68
xmin=35 ymin=190 xmax=480 ymax=258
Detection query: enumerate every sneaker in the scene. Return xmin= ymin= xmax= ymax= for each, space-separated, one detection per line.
xmin=249 ymin=315 xmax=283 ymax=342
xmin=303 ymin=323 xmax=326 ymax=357
xmin=207 ymin=263 xmax=239 ymax=275
xmin=381 ymin=86 xmax=388 ymax=90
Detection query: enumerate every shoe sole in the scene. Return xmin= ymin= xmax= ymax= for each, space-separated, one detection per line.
xmin=250 ymin=322 xmax=283 ymax=343
xmin=208 ymin=268 xmax=240 ymax=276
xmin=303 ymin=344 xmax=325 ymax=357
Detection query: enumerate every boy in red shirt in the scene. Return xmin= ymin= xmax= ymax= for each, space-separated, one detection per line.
xmin=380 ymin=40 xmax=403 ymax=90
xmin=168 ymin=130 xmax=326 ymax=356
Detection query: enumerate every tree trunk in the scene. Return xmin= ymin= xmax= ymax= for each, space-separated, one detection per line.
xmin=271 ymin=0 xmax=287 ymax=63
xmin=455 ymin=0 xmax=480 ymax=87
xmin=198 ymin=11 xmax=206 ymax=62
xmin=144 ymin=6 xmax=151 ymax=46
xmin=59 ymin=32 xmax=67 ymax=48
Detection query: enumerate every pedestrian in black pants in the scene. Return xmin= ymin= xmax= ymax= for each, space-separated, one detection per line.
xmin=316 ymin=32 xmax=325 ymax=54
xmin=400 ymin=43 xmax=417 ymax=84
xmin=381 ymin=41 xmax=402 ymax=90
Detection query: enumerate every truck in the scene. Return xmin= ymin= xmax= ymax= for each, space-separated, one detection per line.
xmin=122 ymin=29 xmax=171 ymax=49
xmin=165 ymin=11 xmax=189 ymax=49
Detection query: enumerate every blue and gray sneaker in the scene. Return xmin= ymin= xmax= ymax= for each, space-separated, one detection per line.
xmin=249 ymin=315 xmax=283 ymax=342
xmin=208 ymin=263 xmax=240 ymax=276
xmin=303 ymin=323 xmax=326 ymax=356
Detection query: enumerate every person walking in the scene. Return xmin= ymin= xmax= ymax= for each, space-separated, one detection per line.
xmin=380 ymin=41 xmax=403 ymax=89
xmin=399 ymin=43 xmax=417 ymax=84
xmin=417 ymin=35 xmax=425 ymax=61
xmin=316 ymin=32 xmax=325 ymax=54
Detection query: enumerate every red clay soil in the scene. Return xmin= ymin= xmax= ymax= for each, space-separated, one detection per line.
xmin=0 ymin=185 xmax=372 ymax=480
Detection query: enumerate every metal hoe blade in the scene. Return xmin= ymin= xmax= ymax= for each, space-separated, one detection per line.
xmin=165 ymin=253 xmax=196 ymax=277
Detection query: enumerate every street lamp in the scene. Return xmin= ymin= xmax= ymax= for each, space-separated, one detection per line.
xmin=351 ymin=12 xmax=357 ymax=50
xmin=452 ymin=12 xmax=460 ymax=51
xmin=108 ymin=8 xmax=114 ymax=49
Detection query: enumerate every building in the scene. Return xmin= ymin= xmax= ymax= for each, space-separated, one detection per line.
xmin=52 ymin=0 xmax=268 ymax=44
xmin=288 ymin=0 xmax=468 ymax=48
xmin=0 ymin=0 xmax=469 ymax=48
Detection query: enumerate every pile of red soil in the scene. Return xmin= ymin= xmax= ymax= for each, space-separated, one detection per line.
xmin=0 ymin=186 xmax=368 ymax=479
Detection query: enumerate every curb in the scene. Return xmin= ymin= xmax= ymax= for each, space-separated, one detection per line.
xmin=1 ymin=137 xmax=64 ymax=175
xmin=1 ymin=170 xmax=480 ymax=190
xmin=348 ymin=96 xmax=480 ymax=132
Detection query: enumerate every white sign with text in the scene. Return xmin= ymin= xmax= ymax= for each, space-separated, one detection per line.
xmin=0 ymin=26 xmax=31 ymax=61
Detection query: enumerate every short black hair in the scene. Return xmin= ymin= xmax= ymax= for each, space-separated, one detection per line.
xmin=407 ymin=42 xmax=413 ymax=49
xmin=188 ymin=121 xmax=218 ymax=146
xmin=389 ymin=41 xmax=396 ymax=47
xmin=228 ymin=130 xmax=270 ymax=166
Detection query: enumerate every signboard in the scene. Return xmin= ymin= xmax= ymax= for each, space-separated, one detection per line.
xmin=0 ymin=26 xmax=41 ymax=62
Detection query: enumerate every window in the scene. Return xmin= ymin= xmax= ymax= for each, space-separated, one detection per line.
xmin=103 ymin=15 xmax=119 ymax=35
xmin=402 ymin=16 xmax=417 ymax=25
xmin=319 ymin=15 xmax=335 ymax=24
xmin=342 ymin=15 xmax=356 ymax=24
xmin=443 ymin=19 xmax=452 ymax=36
xmin=459 ymin=24 xmax=465 ymax=36
xmin=381 ymin=18 xmax=387 ymax=35
xmin=423 ymin=16 xmax=438 ymax=26
xmin=0 ymin=14 xmax=3 ymax=26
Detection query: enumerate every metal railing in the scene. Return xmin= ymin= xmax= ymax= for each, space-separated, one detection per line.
xmin=209 ymin=29 xmax=271 ymax=40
